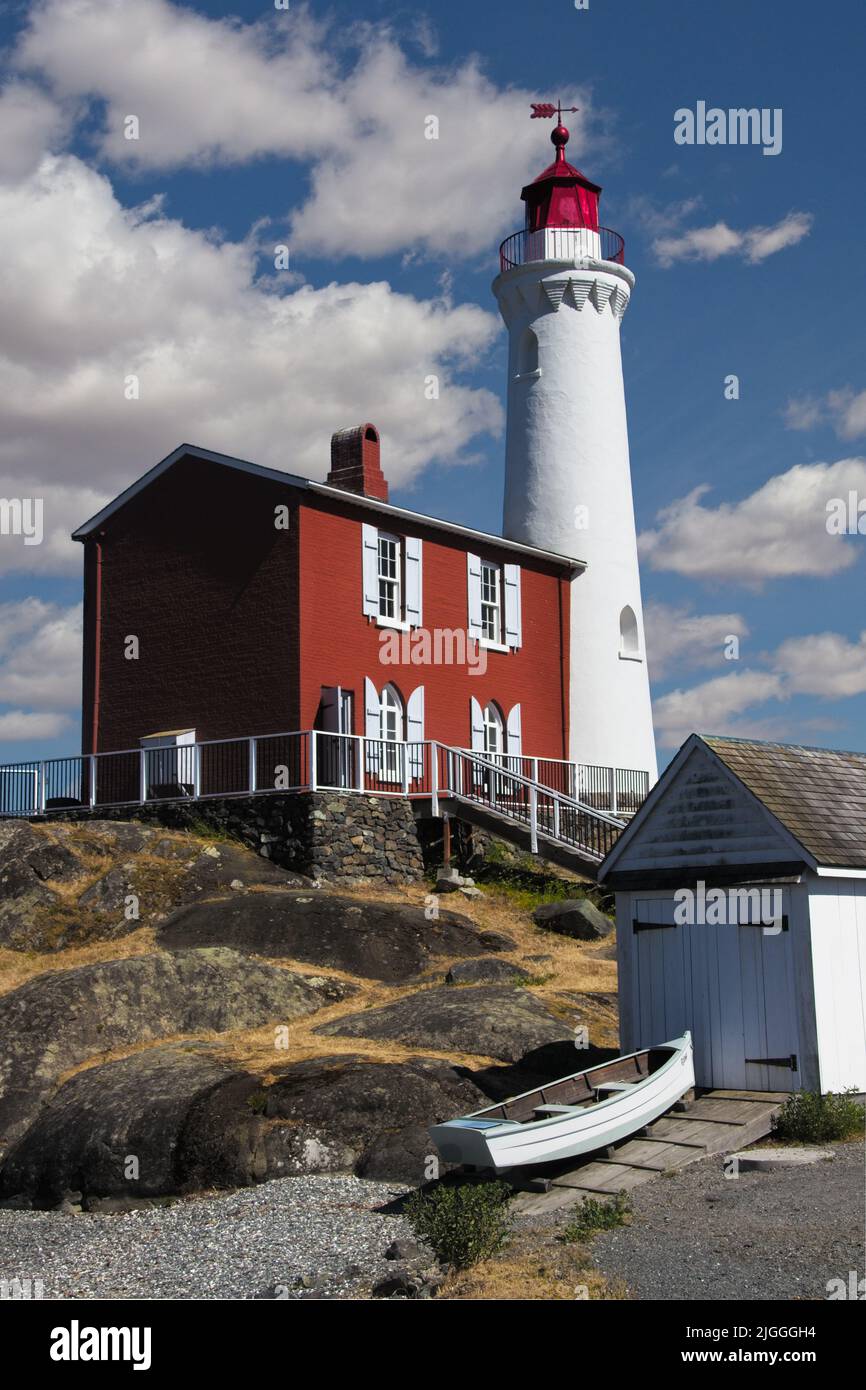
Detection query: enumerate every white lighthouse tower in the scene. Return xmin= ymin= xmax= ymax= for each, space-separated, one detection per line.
xmin=494 ymin=114 xmax=657 ymax=784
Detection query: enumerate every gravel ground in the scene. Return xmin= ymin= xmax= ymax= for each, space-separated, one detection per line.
xmin=591 ymin=1140 xmax=865 ymax=1301
xmin=0 ymin=1176 xmax=416 ymax=1300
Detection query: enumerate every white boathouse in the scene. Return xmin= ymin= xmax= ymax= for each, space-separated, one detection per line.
xmin=600 ymin=735 xmax=866 ymax=1094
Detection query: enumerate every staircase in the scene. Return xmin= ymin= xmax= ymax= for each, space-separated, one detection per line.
xmin=428 ymin=743 xmax=626 ymax=877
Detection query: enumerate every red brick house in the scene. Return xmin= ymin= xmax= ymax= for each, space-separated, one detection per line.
xmin=72 ymin=426 xmax=577 ymax=780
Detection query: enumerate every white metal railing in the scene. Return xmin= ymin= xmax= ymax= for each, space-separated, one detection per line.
xmin=0 ymin=730 xmax=645 ymax=861
xmin=437 ymin=744 xmax=624 ymax=862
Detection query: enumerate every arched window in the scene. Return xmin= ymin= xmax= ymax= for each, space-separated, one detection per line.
xmin=379 ymin=684 xmax=404 ymax=782
xmin=380 ymin=683 xmax=404 ymax=742
xmin=619 ymin=605 xmax=640 ymax=658
xmin=517 ymin=327 xmax=538 ymax=377
xmin=483 ymin=702 xmax=504 ymax=757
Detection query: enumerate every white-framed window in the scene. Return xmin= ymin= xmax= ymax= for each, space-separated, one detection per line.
xmin=379 ymin=683 xmax=404 ymax=782
xmin=480 ymin=562 xmax=502 ymax=644
xmin=468 ymin=555 xmax=521 ymax=650
xmin=482 ymin=702 xmax=504 ymax=757
xmin=362 ymin=524 xmax=422 ymax=628
xmin=377 ymin=533 xmax=401 ymax=621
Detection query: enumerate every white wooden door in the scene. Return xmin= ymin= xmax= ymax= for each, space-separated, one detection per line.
xmin=630 ymin=894 xmax=801 ymax=1090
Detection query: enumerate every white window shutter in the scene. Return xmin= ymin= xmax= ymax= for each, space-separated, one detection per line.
xmin=364 ymin=676 xmax=381 ymax=776
xmin=406 ymin=685 xmax=424 ymax=779
xmin=362 ymin=523 xmax=379 ymax=617
xmin=470 ymin=695 xmax=484 ymax=753
xmin=405 ymin=537 xmax=422 ymax=627
xmin=504 ymin=564 xmax=522 ymax=648
xmin=506 ymin=702 xmax=523 ymax=758
xmin=467 ymin=553 xmax=483 ymax=640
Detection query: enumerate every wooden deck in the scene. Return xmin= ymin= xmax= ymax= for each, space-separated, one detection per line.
xmin=512 ymin=1090 xmax=788 ymax=1216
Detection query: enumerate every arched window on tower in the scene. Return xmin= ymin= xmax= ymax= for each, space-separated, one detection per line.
xmin=517 ymin=327 xmax=539 ymax=377
xmin=619 ymin=605 xmax=641 ymax=659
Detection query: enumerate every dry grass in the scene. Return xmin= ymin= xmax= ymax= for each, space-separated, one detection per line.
xmin=4 ymin=851 xmax=620 ymax=1079
xmin=440 ymin=1249 xmax=628 ymax=1301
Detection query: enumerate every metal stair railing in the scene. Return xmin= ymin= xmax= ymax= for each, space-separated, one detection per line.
xmin=430 ymin=742 xmax=625 ymax=863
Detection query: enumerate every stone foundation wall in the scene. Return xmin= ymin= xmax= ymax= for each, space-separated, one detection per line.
xmin=33 ymin=792 xmax=426 ymax=885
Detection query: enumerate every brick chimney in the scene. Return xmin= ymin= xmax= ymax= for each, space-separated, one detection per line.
xmin=326 ymin=423 xmax=388 ymax=502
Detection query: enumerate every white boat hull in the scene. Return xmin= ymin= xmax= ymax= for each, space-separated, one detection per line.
xmin=429 ymin=1033 xmax=694 ymax=1171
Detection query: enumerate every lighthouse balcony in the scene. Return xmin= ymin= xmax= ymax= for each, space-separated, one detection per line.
xmin=500 ymin=225 xmax=625 ymax=272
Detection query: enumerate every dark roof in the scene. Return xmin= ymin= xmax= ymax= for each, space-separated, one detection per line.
xmin=70 ymin=443 xmax=584 ymax=572
xmin=703 ymin=735 xmax=866 ymax=870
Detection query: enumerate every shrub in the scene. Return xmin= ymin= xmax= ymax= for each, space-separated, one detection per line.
xmin=404 ymin=1181 xmax=512 ymax=1269
xmin=772 ymin=1090 xmax=864 ymax=1144
xmin=558 ymin=1193 xmax=631 ymax=1243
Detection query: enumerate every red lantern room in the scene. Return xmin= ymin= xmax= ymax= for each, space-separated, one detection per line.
xmin=521 ymin=122 xmax=601 ymax=234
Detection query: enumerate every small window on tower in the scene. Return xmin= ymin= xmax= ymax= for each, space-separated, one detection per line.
xmin=619 ymin=605 xmax=641 ymax=660
xmin=517 ymin=327 xmax=539 ymax=377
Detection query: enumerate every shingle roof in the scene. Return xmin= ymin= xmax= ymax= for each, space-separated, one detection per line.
xmin=702 ymin=735 xmax=866 ymax=869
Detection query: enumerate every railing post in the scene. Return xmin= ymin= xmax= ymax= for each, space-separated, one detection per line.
xmin=309 ymin=730 xmax=317 ymax=792
xmin=553 ymin=795 xmax=560 ymax=841
xmin=356 ymin=737 xmax=365 ymax=793
xmin=401 ymin=741 xmax=409 ymax=796
xmin=430 ymin=742 xmax=439 ymax=818
xmin=88 ymin=755 xmax=97 ymax=809
xmin=247 ymin=738 xmax=256 ymax=794
xmin=609 ymin=767 xmax=618 ymax=817
xmin=139 ymin=748 xmax=148 ymax=803
xmin=38 ymin=761 xmax=46 ymax=815
xmin=529 ymin=781 xmax=538 ymax=854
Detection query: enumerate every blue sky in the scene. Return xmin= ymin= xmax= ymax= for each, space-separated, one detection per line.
xmin=1 ymin=0 xmax=865 ymax=768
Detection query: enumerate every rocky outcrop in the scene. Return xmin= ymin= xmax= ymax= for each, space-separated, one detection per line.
xmin=532 ymin=897 xmax=614 ymax=941
xmin=444 ymin=957 xmax=531 ymax=985
xmin=316 ymin=985 xmax=572 ymax=1062
xmin=0 ymin=1048 xmax=489 ymax=1200
xmin=0 ymin=818 xmax=308 ymax=951
xmin=0 ymin=949 xmax=351 ymax=1151
xmin=260 ymin=1055 xmax=487 ymax=1185
xmin=159 ymin=891 xmax=487 ymax=983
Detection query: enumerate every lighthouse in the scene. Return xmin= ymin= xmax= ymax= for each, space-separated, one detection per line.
xmin=494 ymin=115 xmax=658 ymax=784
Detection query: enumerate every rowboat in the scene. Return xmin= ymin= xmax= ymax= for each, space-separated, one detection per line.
xmin=429 ymin=1032 xmax=694 ymax=1171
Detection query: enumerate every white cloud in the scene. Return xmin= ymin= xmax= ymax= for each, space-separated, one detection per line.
xmin=0 ymin=80 xmax=69 ymax=183
xmin=774 ymin=630 xmax=866 ymax=698
xmin=0 ymin=710 xmax=71 ymax=741
xmin=653 ymin=671 xmax=785 ymax=749
xmin=783 ymin=395 xmax=824 ymax=431
xmin=644 ymin=600 xmax=749 ymax=680
xmin=0 ymin=599 xmax=82 ymax=710
xmin=0 ymin=153 xmax=502 ymax=557
xmin=15 ymin=0 xmax=597 ymax=262
xmin=639 ymin=459 xmax=866 ymax=583
xmin=784 ymin=387 xmax=866 ymax=440
xmin=0 ymin=480 xmax=108 ymax=576
xmin=827 ymin=389 xmax=866 ymax=441
xmin=653 ymin=212 xmax=812 ymax=267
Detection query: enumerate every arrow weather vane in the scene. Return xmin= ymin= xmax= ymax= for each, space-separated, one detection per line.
xmin=530 ymin=102 xmax=579 ymax=122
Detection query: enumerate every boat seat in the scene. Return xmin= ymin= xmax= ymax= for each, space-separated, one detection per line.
xmin=593 ymin=1081 xmax=635 ymax=1094
xmin=533 ymin=1103 xmax=581 ymax=1116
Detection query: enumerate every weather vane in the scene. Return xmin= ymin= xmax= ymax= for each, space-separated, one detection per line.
xmin=530 ymin=102 xmax=579 ymax=122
